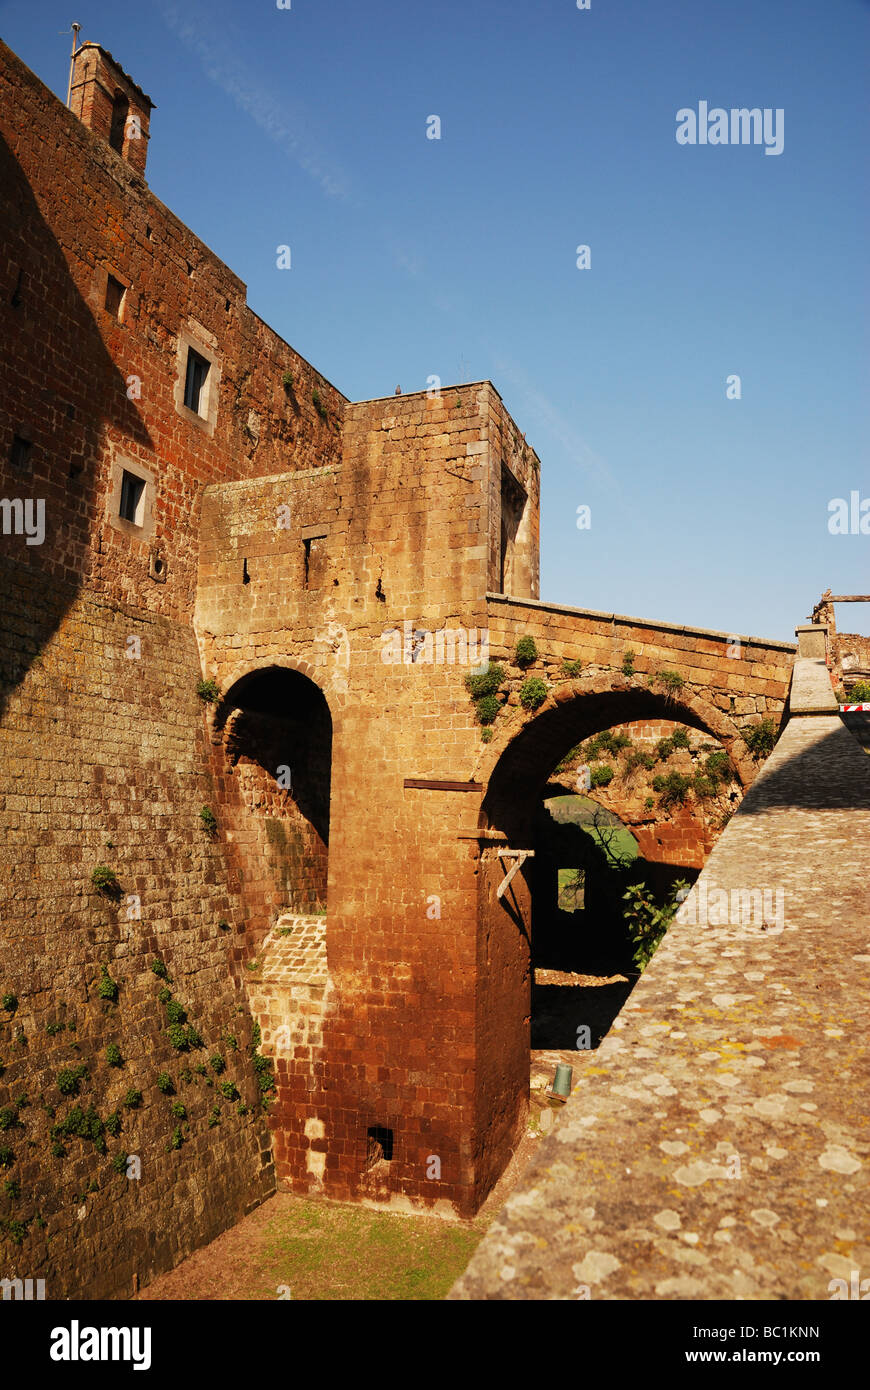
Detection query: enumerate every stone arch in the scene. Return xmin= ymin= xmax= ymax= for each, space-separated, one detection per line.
xmin=212 ymin=662 xmax=334 ymax=933
xmin=476 ymin=674 xmax=751 ymax=840
xmin=472 ymin=676 xmax=750 ymax=1124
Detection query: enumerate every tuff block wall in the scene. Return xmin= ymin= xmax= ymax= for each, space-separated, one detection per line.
xmin=0 ymin=37 xmax=345 ymax=1293
xmin=194 ymin=385 xmax=540 ymax=1216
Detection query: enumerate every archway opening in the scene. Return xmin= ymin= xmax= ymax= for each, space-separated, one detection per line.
xmin=478 ymin=685 xmax=738 ymax=1142
xmin=218 ymin=666 xmax=332 ymax=925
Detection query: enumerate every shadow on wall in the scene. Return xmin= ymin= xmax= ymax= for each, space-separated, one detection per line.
xmin=215 ymin=666 xmax=332 ymax=920
xmin=0 ymin=133 xmax=154 ymax=720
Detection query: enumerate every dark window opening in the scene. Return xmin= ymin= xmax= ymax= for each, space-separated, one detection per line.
xmin=109 ymin=92 xmax=129 ymax=154
xmin=366 ymin=1126 xmax=393 ymax=1165
xmin=242 ymin=558 xmax=250 ymax=585
xmin=499 ymin=463 xmax=526 ymax=595
xmin=119 ymin=469 xmax=145 ymax=524
xmin=9 ymin=435 xmax=32 ymax=473
xmin=183 ymin=348 xmax=210 ymax=415
xmin=105 ymin=274 xmax=124 ymax=318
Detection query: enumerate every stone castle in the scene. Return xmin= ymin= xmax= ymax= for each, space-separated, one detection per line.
xmin=0 ymin=39 xmax=830 ymax=1298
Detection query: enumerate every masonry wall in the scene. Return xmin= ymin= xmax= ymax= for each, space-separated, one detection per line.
xmin=0 ymin=40 xmax=345 ymax=1292
xmin=194 ymin=386 xmax=534 ymax=1215
xmin=0 ymin=569 xmax=274 ymax=1298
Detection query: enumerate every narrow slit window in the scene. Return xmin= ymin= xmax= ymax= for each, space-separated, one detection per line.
xmin=109 ymin=92 xmax=129 ymax=154
xmin=105 ymin=275 xmax=124 ymax=318
xmin=119 ymin=469 xmax=146 ymax=525
xmin=9 ymin=435 xmax=32 ymax=472
xmin=183 ymin=348 xmax=210 ymax=415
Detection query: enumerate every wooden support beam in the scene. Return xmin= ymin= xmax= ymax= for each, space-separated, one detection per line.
xmin=496 ymin=848 xmax=534 ymax=899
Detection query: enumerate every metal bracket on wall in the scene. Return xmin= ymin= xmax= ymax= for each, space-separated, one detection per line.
xmin=496 ymin=848 xmax=534 ymax=899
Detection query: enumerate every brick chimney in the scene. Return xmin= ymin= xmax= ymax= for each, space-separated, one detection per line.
xmin=69 ymin=42 xmax=154 ymax=179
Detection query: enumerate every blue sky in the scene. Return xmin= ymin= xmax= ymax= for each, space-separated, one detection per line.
xmin=2 ymin=0 xmax=868 ymax=641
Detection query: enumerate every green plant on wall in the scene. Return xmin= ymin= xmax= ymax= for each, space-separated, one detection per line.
xmin=195 ymin=678 xmax=220 ymax=703
xmin=561 ymin=659 xmax=582 ymax=678
xmin=742 ymin=717 xmax=777 ymax=760
xmin=1 ymin=994 xmax=18 ymax=1014
xmin=91 ymin=866 xmax=121 ymax=900
xmin=514 ymin=635 xmax=538 ymax=668
xmin=105 ymin=1044 xmax=123 ymax=1068
xmin=621 ymin=649 xmax=636 ymax=676
xmin=519 ymin=677 xmax=548 ymax=711
xmin=199 ymin=806 xmax=218 ymax=835
xmin=97 ymin=966 xmax=119 ymax=1003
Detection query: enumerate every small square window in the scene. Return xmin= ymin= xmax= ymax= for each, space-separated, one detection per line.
xmin=9 ymin=435 xmax=32 ymax=472
xmin=184 ymin=348 xmax=210 ymax=415
xmin=105 ymin=275 xmax=125 ymax=318
xmin=119 ymin=469 xmax=146 ymax=525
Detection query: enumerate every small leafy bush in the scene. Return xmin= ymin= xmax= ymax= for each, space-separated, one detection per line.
xmin=742 ymin=717 xmax=777 ymax=760
xmin=91 ymin=866 xmax=121 ymax=899
xmin=652 ymin=771 xmax=693 ymax=807
xmin=196 ymin=678 xmax=220 ymax=703
xmin=184 ymin=1025 xmax=203 ymax=1049
xmin=653 ymin=669 xmax=684 ymax=697
xmin=157 ymin=986 xmax=172 ymax=1005
xmin=169 ymin=1126 xmax=184 ymax=1150
xmin=208 ymin=1106 xmax=221 ymax=1128
xmin=671 ymin=727 xmax=690 ymax=749
xmin=519 ymin=677 xmax=548 ymax=711
xmin=199 ymin=806 xmax=218 ymax=834
xmin=561 ymin=659 xmax=582 ymax=678
xmin=123 ymin=1088 xmax=142 ymax=1109
xmin=312 ymin=388 xmax=327 ymax=419
xmin=515 ymin=636 xmax=538 ymax=668
xmin=150 ymin=959 xmax=169 ymax=980
xmin=590 ymin=764 xmax=614 ymax=788
xmin=56 ymin=1065 xmax=88 ymax=1097
xmin=625 ymin=749 xmax=656 ymax=775
xmin=111 ymin=1153 xmax=128 ymax=1174
xmin=0 ymin=1146 xmax=13 ymax=1167
xmin=282 ymin=370 xmax=294 ymax=391
xmin=623 ymin=878 xmax=690 ymax=971
xmin=481 ymin=727 xmax=494 ymax=743
xmin=166 ymin=1024 xmax=188 ymax=1052
xmin=849 ymin=679 xmax=870 ymax=701
xmin=105 ymin=1111 xmax=122 ymax=1137
xmin=1 ymin=994 xmax=17 ymax=1014
xmin=219 ymin=1081 xmax=238 ymax=1101
xmin=170 ymin=1101 xmax=186 ymax=1119
xmin=105 ymin=1044 xmax=123 ymax=1068
xmin=156 ymin=1073 xmax=174 ymax=1095
xmin=474 ymin=694 xmax=501 ymax=726
xmin=165 ymin=1000 xmax=187 ymax=1026
xmin=97 ymin=966 xmax=119 ymax=1003
xmin=209 ymin=1053 xmax=226 ymax=1075
xmin=464 ymin=663 xmax=505 ymax=699
xmin=51 ymin=1106 xmax=105 ymax=1152
xmin=45 ymin=1022 xmax=65 ymax=1036
xmin=0 ymin=1106 xmax=20 ymax=1131
xmin=621 ymin=650 xmax=636 ymax=676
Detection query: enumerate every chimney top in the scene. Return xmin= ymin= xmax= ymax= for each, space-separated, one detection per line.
xmin=69 ymin=41 xmax=155 ymax=178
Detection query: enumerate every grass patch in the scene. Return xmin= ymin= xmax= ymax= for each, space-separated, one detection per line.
xmin=239 ymin=1195 xmax=486 ymax=1301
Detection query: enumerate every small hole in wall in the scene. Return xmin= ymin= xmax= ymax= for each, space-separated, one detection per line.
xmin=366 ymin=1126 xmax=393 ymax=1167
xmin=242 ymin=558 xmax=250 ymax=585
xmin=145 ymin=225 xmax=153 ymax=240
xmin=375 ymin=577 xmax=386 ymax=603
xmin=225 ymin=298 xmax=231 ymax=312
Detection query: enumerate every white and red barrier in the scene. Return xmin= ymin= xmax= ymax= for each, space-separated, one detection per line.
xmin=840 ymin=703 xmax=870 ymax=712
